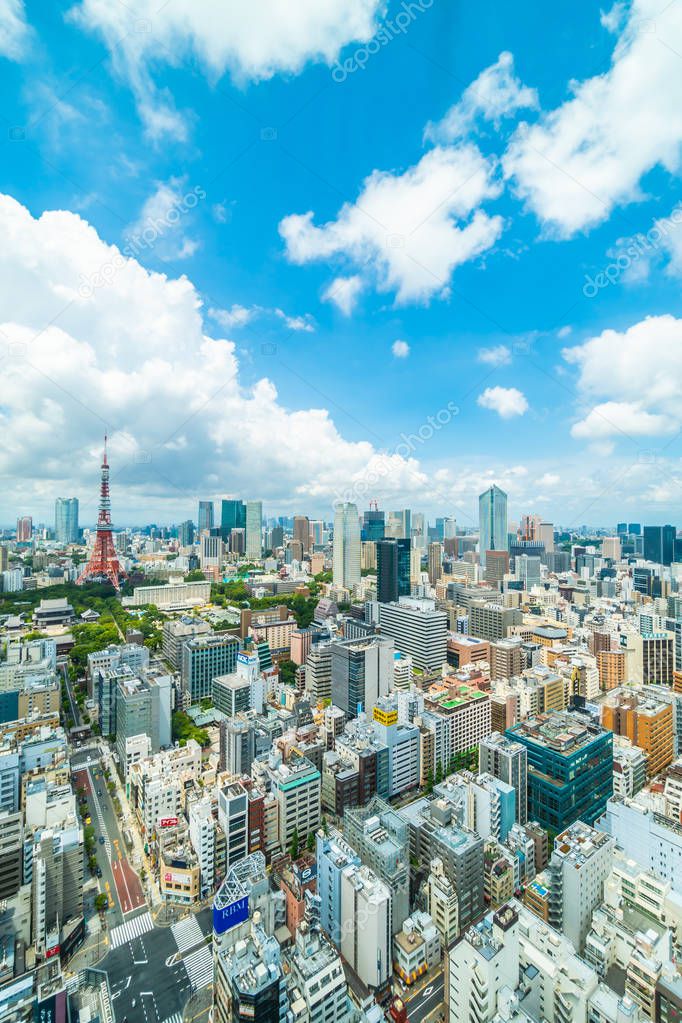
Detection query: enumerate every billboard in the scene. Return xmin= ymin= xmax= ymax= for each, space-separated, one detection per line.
xmin=213 ymin=893 xmax=249 ymax=934
xmin=160 ymin=817 xmax=179 ymax=828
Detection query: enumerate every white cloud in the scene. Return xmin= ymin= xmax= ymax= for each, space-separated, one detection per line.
xmin=274 ymin=309 xmax=315 ymax=333
xmin=0 ymin=0 xmax=29 ymax=60
xmin=565 ymin=314 xmax=682 ymax=441
xmin=503 ymin=0 xmax=682 ymax=236
xmin=209 ymin=304 xmax=315 ymax=332
xmin=477 ymin=386 xmax=528 ymax=418
xmin=125 ymin=178 xmax=202 ymax=261
xmin=557 ymin=325 xmax=571 ymax=339
xmin=537 ymin=472 xmax=560 ymax=488
xmin=321 ymin=275 xmax=364 ymax=316
xmin=571 ymin=402 xmax=675 ymax=440
xmin=392 ymin=339 xmax=410 ymax=358
xmin=477 ymin=344 xmax=511 ymax=367
xmin=425 ymin=52 xmax=538 ymax=143
xmin=0 ymin=191 xmax=464 ymax=520
xmin=280 ymin=145 xmax=504 ymax=306
xmin=69 ymin=0 xmax=386 ymax=139
xmin=210 ymin=304 xmax=256 ymax=329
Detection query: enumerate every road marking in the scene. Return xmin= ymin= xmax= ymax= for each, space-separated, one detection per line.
xmin=109 ymin=910 xmax=154 ymax=948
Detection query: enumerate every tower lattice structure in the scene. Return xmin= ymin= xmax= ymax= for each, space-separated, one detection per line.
xmin=77 ymin=436 xmax=125 ymax=590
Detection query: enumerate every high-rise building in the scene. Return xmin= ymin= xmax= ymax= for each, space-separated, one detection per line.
xmin=16 ymin=516 xmax=32 ymax=542
xmin=427 ymin=542 xmax=443 ymax=585
xmin=198 ymin=500 xmax=214 ymax=534
xmin=643 ymin=524 xmax=676 ymax=565
xmin=178 ymin=519 xmax=195 ymax=546
xmin=506 ymin=711 xmax=613 ymax=832
xmin=220 ymin=498 xmax=245 ymax=541
xmin=181 ymin=633 xmax=239 ymax=703
xmin=293 ymin=515 xmax=311 ymax=554
xmin=479 ymin=732 xmax=528 ymax=824
xmin=362 ymin=508 xmax=385 ymax=541
xmin=245 ymin=500 xmax=263 ymax=559
xmin=317 ymin=829 xmax=361 ymax=947
xmin=478 ymin=485 xmax=508 ymax=568
xmin=340 ymin=862 xmax=392 ymax=989
xmin=330 ymin=635 xmax=394 ymax=718
xmin=332 ymin=503 xmax=361 ymax=591
xmin=376 ymin=538 xmax=411 ymax=603
xmin=54 ymin=498 xmax=79 ymax=544
xmin=377 ymin=599 xmax=448 ymax=671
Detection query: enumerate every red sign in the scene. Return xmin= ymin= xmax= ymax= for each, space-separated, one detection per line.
xmin=45 ymin=945 xmax=60 ymax=959
xmin=160 ymin=817 xmax=178 ymax=828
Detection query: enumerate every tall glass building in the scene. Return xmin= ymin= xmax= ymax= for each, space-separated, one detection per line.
xmin=54 ymin=497 xmax=79 ymax=544
xmin=245 ymin=500 xmax=263 ymax=559
xmin=332 ymin=502 xmax=361 ymax=590
xmin=478 ymin=485 xmax=508 ymax=568
xmin=220 ymin=498 xmax=245 ymax=541
xmin=376 ymin=538 xmax=411 ymax=603
xmin=198 ymin=500 xmax=214 ymax=533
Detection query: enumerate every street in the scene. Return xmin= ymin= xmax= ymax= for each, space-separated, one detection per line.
xmin=104 ymin=906 xmax=213 ymax=1023
xmin=72 ymin=749 xmax=145 ymax=927
xmin=405 ymin=971 xmax=445 ymax=1023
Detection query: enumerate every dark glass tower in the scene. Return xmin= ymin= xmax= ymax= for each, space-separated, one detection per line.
xmin=376 ymin=538 xmax=411 ymax=603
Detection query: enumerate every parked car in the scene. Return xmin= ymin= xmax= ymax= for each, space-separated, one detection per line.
xmin=99 ymin=836 xmax=105 ymax=845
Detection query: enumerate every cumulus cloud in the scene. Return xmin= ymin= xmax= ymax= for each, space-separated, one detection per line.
xmin=565 ymin=315 xmax=682 ymax=441
xmin=392 ymin=339 xmax=410 ymax=358
xmin=0 ymin=191 xmax=471 ymax=521
xmin=321 ymin=275 xmax=364 ymax=316
xmin=0 ymin=0 xmax=30 ymax=60
xmin=477 ymin=386 xmax=528 ymax=418
xmin=503 ymin=0 xmax=682 ymax=236
xmin=280 ymin=145 xmax=504 ymax=306
xmin=68 ymin=0 xmax=386 ymax=139
xmin=425 ymin=52 xmax=538 ymax=143
xmin=477 ymin=344 xmax=511 ymax=367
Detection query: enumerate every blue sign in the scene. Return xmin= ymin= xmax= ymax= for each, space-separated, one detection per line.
xmin=213 ymin=894 xmax=249 ymax=934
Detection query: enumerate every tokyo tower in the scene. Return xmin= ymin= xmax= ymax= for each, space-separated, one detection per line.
xmin=77 ymin=436 xmax=125 ymax=590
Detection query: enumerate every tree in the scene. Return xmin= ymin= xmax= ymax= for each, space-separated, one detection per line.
xmin=321 ymin=815 xmax=329 ymax=836
xmin=279 ymin=659 xmax=298 ymax=686
xmin=435 ymin=762 xmax=444 ymax=785
xmin=306 ymin=831 xmax=315 ymax=852
xmin=95 ymin=893 xmax=109 ymax=913
xmin=425 ymin=768 xmax=434 ymax=794
xmin=289 ymin=827 xmax=300 ymax=860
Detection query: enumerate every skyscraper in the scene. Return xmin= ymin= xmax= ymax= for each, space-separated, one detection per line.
xmin=15 ymin=516 xmax=32 ymax=542
xmin=245 ymin=501 xmax=263 ymax=559
xmin=198 ymin=500 xmax=214 ymax=534
xmin=362 ymin=508 xmax=385 ymax=541
xmin=333 ymin=503 xmax=361 ymax=590
xmin=376 ymin=538 xmax=411 ymax=603
xmin=427 ymin=542 xmax=443 ymax=585
xmin=293 ymin=515 xmax=311 ymax=554
xmin=54 ymin=497 xmax=79 ymax=544
xmin=220 ymin=498 xmax=245 ymax=541
xmin=643 ymin=524 xmax=676 ymax=565
xmin=479 ymin=485 xmax=508 ymax=568
xmin=178 ymin=519 xmax=195 ymax=546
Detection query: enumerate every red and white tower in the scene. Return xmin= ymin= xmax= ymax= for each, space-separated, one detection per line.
xmin=77 ymin=436 xmax=125 ymax=591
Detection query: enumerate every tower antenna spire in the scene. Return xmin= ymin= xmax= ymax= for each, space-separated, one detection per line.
xmin=77 ymin=434 xmax=125 ymax=590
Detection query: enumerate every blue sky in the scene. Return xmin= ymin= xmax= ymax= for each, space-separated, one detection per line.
xmin=1 ymin=0 xmax=682 ymax=528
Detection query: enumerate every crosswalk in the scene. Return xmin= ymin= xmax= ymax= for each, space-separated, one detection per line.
xmin=172 ymin=915 xmax=204 ymax=954
xmin=183 ymin=943 xmax=213 ymax=991
xmin=162 ymin=1015 xmax=183 ymax=1023
xmin=109 ymin=910 xmax=154 ymax=948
